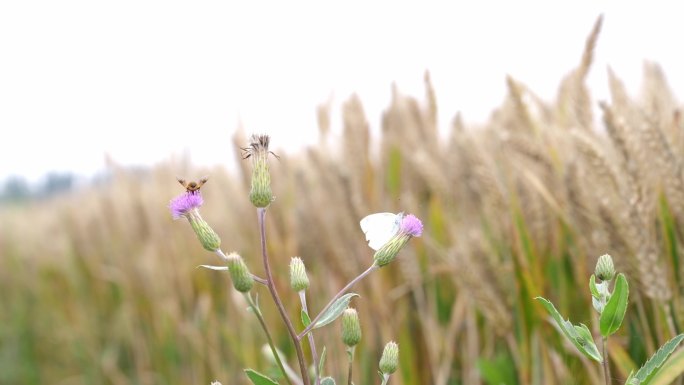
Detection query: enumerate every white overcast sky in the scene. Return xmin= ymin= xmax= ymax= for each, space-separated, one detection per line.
xmin=1 ymin=1 xmax=682 ymax=182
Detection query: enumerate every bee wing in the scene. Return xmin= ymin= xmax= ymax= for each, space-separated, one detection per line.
xmin=176 ymin=177 xmax=187 ymax=187
xmin=360 ymin=212 xmax=401 ymax=250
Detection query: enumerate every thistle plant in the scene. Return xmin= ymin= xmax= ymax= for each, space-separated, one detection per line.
xmin=169 ymin=134 xmax=423 ymax=385
xmin=536 ymin=254 xmax=684 ymax=385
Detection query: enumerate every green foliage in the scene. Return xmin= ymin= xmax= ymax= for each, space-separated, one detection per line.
xmin=626 ymin=334 xmax=684 ymax=385
xmin=649 ymin=341 xmax=684 ymax=385
xmin=535 ymin=297 xmax=602 ymax=362
xmin=310 ymin=293 xmax=359 ymax=330
xmin=245 ymin=368 xmax=279 ymax=385
xmin=599 ymin=273 xmax=628 ymax=337
xmin=319 ymin=346 xmax=327 ymax=378
xmin=301 ymin=309 xmax=311 ymax=328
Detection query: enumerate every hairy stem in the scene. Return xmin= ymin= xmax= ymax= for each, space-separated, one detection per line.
xmin=245 ymin=293 xmax=293 ymax=385
xmin=602 ymin=336 xmax=610 ymax=385
xmin=298 ymin=264 xmax=378 ymax=340
xmin=299 ymin=291 xmax=320 ymax=385
xmin=258 ymin=208 xmax=311 ymax=385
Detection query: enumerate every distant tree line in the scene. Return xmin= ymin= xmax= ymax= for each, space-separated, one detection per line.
xmin=0 ymin=172 xmax=75 ymax=203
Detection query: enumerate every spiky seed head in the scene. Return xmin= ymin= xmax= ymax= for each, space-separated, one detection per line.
xmin=379 ymin=341 xmax=399 ymax=374
xmin=289 ymin=257 xmax=309 ymax=292
xmin=595 ymin=254 xmax=615 ymax=281
xmin=242 ymin=134 xmax=274 ymax=208
xmin=341 ymin=308 xmax=362 ymax=347
xmin=227 ymin=252 xmax=254 ymax=292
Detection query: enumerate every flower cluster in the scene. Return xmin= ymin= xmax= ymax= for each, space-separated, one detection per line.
xmin=170 ymin=135 xmax=423 ymax=385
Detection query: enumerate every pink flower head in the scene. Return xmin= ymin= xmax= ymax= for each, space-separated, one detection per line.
xmin=400 ymin=214 xmax=423 ymax=237
xmin=169 ymin=192 xmax=203 ymax=219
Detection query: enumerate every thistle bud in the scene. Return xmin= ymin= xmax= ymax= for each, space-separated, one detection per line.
xmin=379 ymin=341 xmax=399 ymax=375
xmin=373 ymin=214 xmax=423 ymax=267
xmin=595 ymin=254 xmax=615 ymax=281
xmin=289 ymin=257 xmax=309 ymax=292
xmin=227 ymin=252 xmax=254 ymax=292
xmin=341 ymin=308 xmax=362 ymax=347
xmin=188 ymin=214 xmax=221 ymax=252
xmin=242 ymin=134 xmax=274 ymax=208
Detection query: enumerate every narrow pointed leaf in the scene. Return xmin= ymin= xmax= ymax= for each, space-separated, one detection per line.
xmin=599 ymin=273 xmax=628 ymax=337
xmin=244 ymin=368 xmax=279 ymax=385
xmin=589 ymin=274 xmax=599 ymax=299
xmin=535 ymin=296 xmax=602 ymax=362
xmin=627 ymin=334 xmax=684 ymax=385
xmin=312 ymin=293 xmax=359 ymax=329
xmin=301 ymin=309 xmax=311 ymax=327
xmin=319 ymin=346 xmax=327 ymax=376
xmin=197 ymin=265 xmax=228 ymax=271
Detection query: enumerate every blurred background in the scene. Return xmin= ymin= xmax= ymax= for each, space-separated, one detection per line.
xmin=2 ymin=2 xmax=684 ymax=385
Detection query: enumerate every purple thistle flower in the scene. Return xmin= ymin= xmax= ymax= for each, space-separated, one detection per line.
xmin=169 ymin=192 xmax=203 ymax=219
xmin=400 ymin=214 xmax=423 ymax=237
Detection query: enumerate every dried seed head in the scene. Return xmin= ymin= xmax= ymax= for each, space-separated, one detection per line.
xmin=242 ymin=134 xmax=274 ymax=208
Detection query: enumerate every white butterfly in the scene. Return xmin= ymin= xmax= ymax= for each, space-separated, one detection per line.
xmin=360 ymin=212 xmax=404 ymax=250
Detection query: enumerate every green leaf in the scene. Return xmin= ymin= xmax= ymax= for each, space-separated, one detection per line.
xmin=589 ymin=274 xmax=599 ymax=299
xmin=319 ymin=346 xmax=327 ymax=376
xmin=244 ymin=368 xmax=279 ymax=385
xmin=301 ymin=310 xmax=311 ymax=327
xmin=535 ymin=296 xmax=602 ymax=362
xmin=599 ymin=273 xmax=629 ymax=337
xmin=312 ymin=293 xmax=359 ymax=330
xmin=197 ymin=265 xmax=229 ymax=271
xmin=320 ymin=377 xmax=336 ymax=385
xmin=627 ymin=334 xmax=684 ymax=385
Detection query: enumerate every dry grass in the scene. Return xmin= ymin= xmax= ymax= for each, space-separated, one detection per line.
xmin=2 ymin=16 xmax=684 ymax=385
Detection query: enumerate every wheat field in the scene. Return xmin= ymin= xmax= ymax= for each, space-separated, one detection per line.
xmin=2 ymin=18 xmax=684 ymax=385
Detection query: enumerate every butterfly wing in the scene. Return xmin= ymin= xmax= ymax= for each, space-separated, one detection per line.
xmin=360 ymin=212 xmax=402 ymax=250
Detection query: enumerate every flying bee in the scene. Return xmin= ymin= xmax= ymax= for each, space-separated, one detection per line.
xmin=177 ymin=177 xmax=208 ymax=194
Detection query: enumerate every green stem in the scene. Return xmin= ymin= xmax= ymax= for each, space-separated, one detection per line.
xmin=346 ymin=346 xmax=355 ymax=385
xmin=245 ymin=293 xmax=293 ymax=385
xmin=299 ymin=292 xmax=320 ymax=385
xmin=258 ymin=208 xmax=311 ymax=385
xmin=602 ymin=336 xmax=610 ymax=385
xmin=380 ymin=373 xmax=390 ymax=385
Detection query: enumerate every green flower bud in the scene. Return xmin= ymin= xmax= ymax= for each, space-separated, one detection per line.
xmin=379 ymin=341 xmax=399 ymax=374
xmin=187 ymin=212 xmax=221 ymax=252
xmin=595 ymin=254 xmax=615 ymax=281
xmin=227 ymin=252 xmax=254 ymax=292
xmin=242 ymin=134 xmax=274 ymax=208
xmin=373 ymin=236 xmax=410 ymax=267
xmin=289 ymin=257 xmax=309 ymax=292
xmin=341 ymin=308 xmax=362 ymax=347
